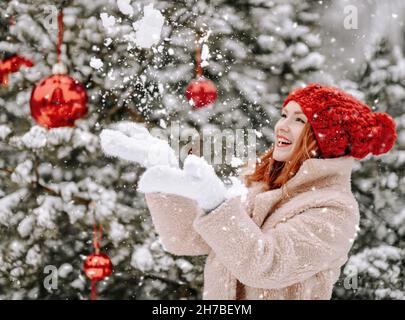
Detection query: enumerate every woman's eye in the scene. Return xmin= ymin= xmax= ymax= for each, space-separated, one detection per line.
xmin=281 ymin=114 xmax=305 ymax=123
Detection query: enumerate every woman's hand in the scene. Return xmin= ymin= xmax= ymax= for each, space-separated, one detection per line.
xmin=100 ymin=122 xmax=248 ymax=211
xmin=99 ymin=121 xmax=178 ymax=168
xmin=138 ymin=154 xmax=247 ymax=212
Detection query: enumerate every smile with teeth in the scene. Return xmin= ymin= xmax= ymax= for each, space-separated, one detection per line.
xmin=277 ymin=136 xmax=292 ymax=148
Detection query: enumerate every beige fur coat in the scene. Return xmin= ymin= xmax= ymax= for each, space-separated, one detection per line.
xmin=144 ymin=156 xmax=360 ymax=299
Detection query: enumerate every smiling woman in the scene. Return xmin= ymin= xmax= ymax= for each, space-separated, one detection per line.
xmin=245 ymin=102 xmax=320 ymax=193
xmin=273 ymin=101 xmax=309 ymax=162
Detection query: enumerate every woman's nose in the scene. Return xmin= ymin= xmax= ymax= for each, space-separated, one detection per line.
xmin=279 ymin=121 xmax=290 ymax=132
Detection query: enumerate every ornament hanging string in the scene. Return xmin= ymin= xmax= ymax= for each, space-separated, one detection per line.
xmin=57 ymin=9 xmax=64 ymax=63
xmin=195 ymin=32 xmax=202 ymax=78
xmin=93 ymin=223 xmax=102 ymax=255
xmin=90 ymin=223 xmax=102 ymax=300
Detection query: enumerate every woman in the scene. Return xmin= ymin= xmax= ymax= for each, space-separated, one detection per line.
xmin=100 ymin=83 xmax=397 ymax=300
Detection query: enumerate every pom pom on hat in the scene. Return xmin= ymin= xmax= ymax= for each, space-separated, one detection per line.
xmin=370 ymin=112 xmax=397 ymax=155
xmin=282 ymin=83 xmax=397 ymax=160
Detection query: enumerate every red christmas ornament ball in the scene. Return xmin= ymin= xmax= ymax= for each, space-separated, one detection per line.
xmin=30 ymin=73 xmax=87 ymax=128
xmin=83 ymin=253 xmax=113 ymax=282
xmin=185 ymin=77 xmax=217 ymax=109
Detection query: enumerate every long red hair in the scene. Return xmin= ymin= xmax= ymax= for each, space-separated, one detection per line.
xmin=243 ymin=122 xmax=320 ymax=196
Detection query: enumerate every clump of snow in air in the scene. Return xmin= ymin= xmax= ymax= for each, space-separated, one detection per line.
xmin=230 ymin=156 xmax=244 ymax=168
xmin=201 ymin=44 xmax=210 ymax=67
xmin=132 ymin=4 xmax=164 ymax=49
xmin=90 ymin=57 xmax=104 ymax=70
xmin=254 ymin=129 xmax=263 ymax=138
xmin=159 ymin=119 xmax=167 ymax=128
xmin=100 ymin=13 xmax=116 ymax=29
xmin=104 ymin=38 xmax=113 ymax=46
xmin=200 ymin=30 xmax=212 ymax=67
xmin=117 ymin=0 xmax=134 ymax=16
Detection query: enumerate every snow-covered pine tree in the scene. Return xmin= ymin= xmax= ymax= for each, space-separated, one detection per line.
xmin=333 ymin=37 xmax=405 ymax=300
xmin=1 ymin=0 xmax=332 ymax=299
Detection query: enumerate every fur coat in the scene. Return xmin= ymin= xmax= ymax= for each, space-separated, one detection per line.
xmin=144 ymin=156 xmax=360 ymax=299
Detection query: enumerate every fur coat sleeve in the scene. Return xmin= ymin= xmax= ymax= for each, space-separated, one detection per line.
xmin=192 ymin=195 xmax=359 ymax=289
xmin=145 ymin=192 xmax=211 ymax=256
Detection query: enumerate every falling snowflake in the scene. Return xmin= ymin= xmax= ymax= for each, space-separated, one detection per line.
xmin=117 ymin=0 xmax=134 ymax=16
xmin=90 ymin=57 xmax=103 ymax=70
xmin=132 ymin=4 xmax=164 ymax=49
xmin=100 ymin=12 xmax=116 ymax=29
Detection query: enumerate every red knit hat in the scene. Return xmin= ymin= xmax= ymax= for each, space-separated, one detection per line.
xmin=282 ymin=83 xmax=397 ymax=159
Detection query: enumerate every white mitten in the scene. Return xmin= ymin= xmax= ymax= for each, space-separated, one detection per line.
xmin=99 ymin=121 xmax=178 ymax=168
xmin=138 ymin=154 xmax=248 ymax=211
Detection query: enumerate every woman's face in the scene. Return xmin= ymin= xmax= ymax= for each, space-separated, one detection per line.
xmin=273 ymin=101 xmax=308 ymax=162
